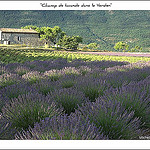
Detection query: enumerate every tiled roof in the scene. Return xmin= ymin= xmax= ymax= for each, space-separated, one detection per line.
xmin=0 ymin=28 xmax=38 ymax=34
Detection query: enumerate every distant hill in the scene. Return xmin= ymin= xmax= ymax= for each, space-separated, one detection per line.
xmin=0 ymin=10 xmax=150 ymax=51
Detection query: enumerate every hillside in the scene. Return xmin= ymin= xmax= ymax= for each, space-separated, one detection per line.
xmin=0 ymin=10 xmax=150 ymax=51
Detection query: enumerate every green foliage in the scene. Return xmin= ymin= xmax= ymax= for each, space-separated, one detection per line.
xmin=39 ymin=26 xmax=66 ymax=45
xmin=22 ymin=71 xmax=43 ymax=84
xmin=0 ymin=74 xmax=18 ymax=88
xmin=22 ymin=25 xmax=66 ymax=46
xmin=21 ymin=25 xmax=40 ymax=32
xmin=44 ymin=70 xmax=63 ymax=81
xmin=1 ymin=93 xmax=62 ymax=130
xmin=48 ymin=89 xmax=86 ymax=115
xmin=83 ymin=86 xmax=100 ymax=102
xmin=0 ymin=49 xmax=150 ymax=65
xmin=130 ymin=46 xmax=143 ymax=52
xmin=61 ymin=80 xmax=75 ymax=88
xmin=114 ymin=41 xmax=129 ymax=52
xmin=1 ymin=10 xmax=150 ymax=51
xmin=58 ymin=35 xmax=83 ymax=50
xmin=88 ymin=43 xmax=98 ymax=49
xmin=82 ymin=46 xmax=88 ymax=51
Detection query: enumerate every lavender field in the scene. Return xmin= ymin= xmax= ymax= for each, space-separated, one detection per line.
xmin=0 ymin=50 xmax=150 ymax=140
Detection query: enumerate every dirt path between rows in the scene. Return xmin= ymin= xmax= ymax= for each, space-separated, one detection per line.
xmin=74 ymin=51 xmax=150 ymax=57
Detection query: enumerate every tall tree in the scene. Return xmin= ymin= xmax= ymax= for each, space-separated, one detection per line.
xmin=39 ymin=26 xmax=66 ymax=45
xmin=22 ymin=25 xmax=66 ymax=46
xmin=58 ymin=35 xmax=83 ymax=50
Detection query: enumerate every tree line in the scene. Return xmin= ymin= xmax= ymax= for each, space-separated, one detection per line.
xmin=22 ymin=25 xmax=143 ymax=52
xmin=22 ymin=25 xmax=83 ymax=50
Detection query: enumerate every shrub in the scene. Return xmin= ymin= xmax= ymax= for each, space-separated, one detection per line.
xmin=61 ymin=67 xmax=80 ymax=76
xmin=44 ymin=69 xmax=63 ymax=81
xmin=0 ymin=73 xmax=20 ymax=89
xmin=22 ymin=71 xmax=43 ymax=84
xmin=31 ymin=79 xmax=56 ymax=96
xmin=103 ymin=82 xmax=150 ymax=128
xmin=14 ymin=65 xmax=31 ymax=76
xmin=0 ymin=65 xmax=7 ymax=75
xmin=15 ymin=114 xmax=108 ymax=140
xmin=82 ymin=46 xmax=88 ymax=51
xmin=76 ymin=76 xmax=108 ymax=102
xmin=78 ymin=66 xmax=92 ymax=76
xmin=1 ymin=93 xmax=63 ymax=134
xmin=0 ymin=82 xmax=35 ymax=100
xmin=47 ymin=88 xmax=87 ymax=115
xmin=0 ymin=119 xmax=17 ymax=140
xmin=61 ymin=80 xmax=75 ymax=88
xmin=77 ymin=99 xmax=142 ymax=139
xmin=0 ymin=95 xmax=8 ymax=112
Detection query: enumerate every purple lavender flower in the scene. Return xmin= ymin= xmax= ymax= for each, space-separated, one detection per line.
xmin=105 ymin=62 xmax=150 ymax=88
xmin=31 ymin=79 xmax=56 ymax=95
xmin=47 ymin=88 xmax=87 ymax=115
xmin=76 ymin=99 xmax=142 ymax=139
xmin=22 ymin=71 xmax=44 ymax=84
xmin=1 ymin=92 xmax=63 ymax=132
xmin=0 ymin=73 xmax=21 ymax=89
xmin=0 ymin=64 xmax=7 ymax=75
xmin=61 ymin=67 xmax=80 ymax=76
xmin=103 ymin=80 xmax=150 ymax=128
xmin=76 ymin=76 xmax=108 ymax=102
xmin=15 ymin=114 xmax=108 ymax=140
xmin=14 ymin=65 xmax=31 ymax=76
xmin=44 ymin=69 xmax=64 ymax=81
xmin=0 ymin=82 xmax=36 ymax=100
xmin=0 ymin=119 xmax=18 ymax=140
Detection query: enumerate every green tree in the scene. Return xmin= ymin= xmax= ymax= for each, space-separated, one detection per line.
xmin=58 ymin=35 xmax=83 ymax=50
xmin=114 ymin=41 xmax=129 ymax=52
xmin=88 ymin=43 xmax=98 ymax=49
xmin=130 ymin=45 xmax=143 ymax=52
xmin=39 ymin=26 xmax=53 ymax=45
xmin=21 ymin=25 xmax=40 ymax=32
xmin=40 ymin=26 xmax=66 ymax=46
xmin=51 ymin=26 xmax=66 ymax=45
xmin=22 ymin=25 xmax=66 ymax=46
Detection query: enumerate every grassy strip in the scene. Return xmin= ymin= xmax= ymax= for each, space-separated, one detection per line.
xmin=0 ymin=48 xmax=150 ymax=64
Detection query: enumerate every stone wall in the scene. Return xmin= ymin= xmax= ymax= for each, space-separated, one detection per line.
xmin=1 ymin=32 xmax=44 ymax=46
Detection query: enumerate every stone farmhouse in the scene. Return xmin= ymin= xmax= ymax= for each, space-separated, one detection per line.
xmin=0 ymin=28 xmax=42 ymax=46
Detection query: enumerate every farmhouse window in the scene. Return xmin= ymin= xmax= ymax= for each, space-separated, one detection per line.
xmin=18 ymin=36 xmax=21 ymax=41
xmin=0 ymin=32 xmax=1 ymax=40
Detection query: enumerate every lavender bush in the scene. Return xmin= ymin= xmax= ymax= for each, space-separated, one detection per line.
xmin=0 ymin=94 xmax=8 ymax=112
xmin=44 ymin=69 xmax=64 ymax=81
xmin=15 ymin=114 xmax=108 ymax=140
xmin=47 ymin=88 xmax=87 ymax=115
xmin=102 ymin=81 xmax=150 ymax=128
xmin=76 ymin=99 xmax=142 ymax=139
xmin=14 ymin=65 xmax=31 ymax=76
xmin=1 ymin=93 xmax=63 ymax=132
xmin=61 ymin=79 xmax=75 ymax=88
xmin=0 ymin=64 xmax=7 ymax=75
xmin=105 ymin=64 xmax=150 ymax=88
xmin=22 ymin=71 xmax=43 ymax=84
xmin=76 ymin=76 xmax=108 ymax=102
xmin=57 ymin=75 xmax=78 ymax=89
xmin=31 ymin=79 xmax=56 ymax=96
xmin=0 ymin=82 xmax=35 ymax=100
xmin=0 ymin=119 xmax=18 ymax=140
xmin=0 ymin=56 xmax=149 ymax=140
xmin=0 ymin=73 xmax=20 ymax=89
xmin=61 ymin=67 xmax=80 ymax=76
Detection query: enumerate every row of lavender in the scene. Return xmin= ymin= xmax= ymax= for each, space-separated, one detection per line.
xmin=0 ymin=59 xmax=150 ymax=140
